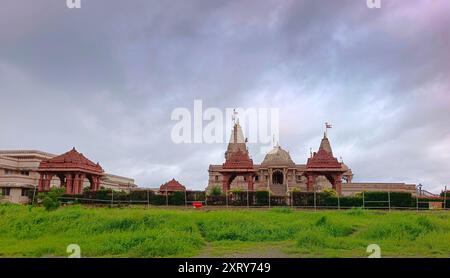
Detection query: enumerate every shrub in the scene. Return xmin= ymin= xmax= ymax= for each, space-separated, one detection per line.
xmin=112 ymin=190 xmax=130 ymax=201
xmin=38 ymin=188 xmax=65 ymax=211
xmin=292 ymin=192 xmax=314 ymax=207
xmin=169 ymin=191 xmax=186 ymax=205
xmin=186 ymin=191 xmax=206 ymax=203
xmin=130 ymin=190 xmax=152 ymax=201
xmin=206 ymin=195 xmax=226 ymax=205
xmin=292 ymin=192 xmax=331 ymax=207
xmin=229 ymin=191 xmax=247 ymax=206
xmin=255 ymin=190 xmax=269 ymax=206
xmin=389 ymin=192 xmax=414 ymax=208
xmin=339 ymin=196 xmax=363 ymax=208
xmin=208 ymin=186 xmax=223 ymax=197
xmin=151 ymin=194 xmax=167 ymax=206
xmin=270 ymin=196 xmax=287 ymax=206
xmin=323 ymin=188 xmax=337 ymax=197
xmin=362 ymin=192 xmax=413 ymax=208
xmin=84 ymin=188 xmax=112 ymax=201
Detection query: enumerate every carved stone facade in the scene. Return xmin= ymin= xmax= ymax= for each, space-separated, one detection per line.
xmin=207 ymin=123 xmax=416 ymax=197
xmin=159 ymin=178 xmax=186 ymax=193
xmin=0 ymin=149 xmax=137 ymax=203
xmin=37 ymin=148 xmax=104 ymax=195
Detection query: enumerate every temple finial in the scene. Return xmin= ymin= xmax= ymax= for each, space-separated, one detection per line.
xmin=232 ymin=109 xmax=238 ymax=125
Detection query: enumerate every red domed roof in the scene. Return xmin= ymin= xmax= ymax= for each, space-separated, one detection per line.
xmin=38 ymin=147 xmax=104 ymax=174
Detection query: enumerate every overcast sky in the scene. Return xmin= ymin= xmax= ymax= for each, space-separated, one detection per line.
xmin=1 ymin=0 xmax=449 ymax=193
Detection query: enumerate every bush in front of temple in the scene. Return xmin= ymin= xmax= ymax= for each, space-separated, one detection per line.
xmin=169 ymin=191 xmax=186 ymax=205
xmin=255 ymin=190 xmax=269 ymax=206
xmin=39 ymin=187 xmax=65 ymax=211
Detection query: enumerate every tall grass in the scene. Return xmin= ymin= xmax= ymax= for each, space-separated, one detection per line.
xmin=0 ymin=204 xmax=449 ymax=257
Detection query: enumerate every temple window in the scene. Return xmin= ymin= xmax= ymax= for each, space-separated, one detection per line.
xmin=1 ymin=188 xmax=10 ymax=196
xmin=21 ymin=189 xmax=29 ymax=196
xmin=272 ymin=171 xmax=284 ymax=184
xmin=215 ymin=175 xmax=219 ymax=181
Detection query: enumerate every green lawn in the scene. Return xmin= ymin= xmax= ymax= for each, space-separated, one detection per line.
xmin=0 ymin=204 xmax=449 ymax=258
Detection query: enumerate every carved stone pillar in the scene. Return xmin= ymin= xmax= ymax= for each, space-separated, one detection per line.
xmin=65 ymin=173 xmax=73 ymax=195
xmin=43 ymin=174 xmax=49 ymax=191
xmin=38 ymin=173 xmax=44 ymax=192
xmin=97 ymin=176 xmax=101 ymax=191
xmin=91 ymin=176 xmax=100 ymax=192
xmin=268 ymin=169 xmax=273 ymax=185
xmin=78 ymin=174 xmax=86 ymax=194
xmin=90 ymin=176 xmax=96 ymax=191
xmin=222 ymin=174 xmax=229 ymax=193
xmin=247 ymin=173 xmax=254 ymax=191
xmin=333 ymin=174 xmax=342 ymax=196
xmin=293 ymin=169 xmax=297 ymax=185
xmin=45 ymin=174 xmax=54 ymax=191
xmin=306 ymin=174 xmax=315 ymax=192
xmin=73 ymin=174 xmax=80 ymax=195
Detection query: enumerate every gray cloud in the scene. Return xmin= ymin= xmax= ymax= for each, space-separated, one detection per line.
xmin=0 ymin=0 xmax=449 ymax=192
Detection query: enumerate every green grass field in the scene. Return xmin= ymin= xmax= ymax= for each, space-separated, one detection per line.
xmin=0 ymin=204 xmax=449 ymax=258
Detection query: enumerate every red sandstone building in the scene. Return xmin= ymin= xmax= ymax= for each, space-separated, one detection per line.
xmin=37 ymin=148 xmax=104 ymax=195
xmin=207 ymin=121 xmax=417 ymax=196
xmin=159 ymin=178 xmax=186 ymax=193
xmin=0 ymin=148 xmax=137 ymax=204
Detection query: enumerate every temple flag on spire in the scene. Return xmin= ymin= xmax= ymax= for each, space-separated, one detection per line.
xmin=325 ymin=122 xmax=332 ymax=137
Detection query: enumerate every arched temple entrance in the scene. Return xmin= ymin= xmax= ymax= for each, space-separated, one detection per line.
xmin=37 ymin=148 xmax=104 ymax=195
xmin=272 ymin=170 xmax=284 ymax=185
xmin=220 ymin=171 xmax=255 ymax=192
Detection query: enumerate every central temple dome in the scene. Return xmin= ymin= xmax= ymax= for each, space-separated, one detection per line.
xmin=261 ymin=145 xmax=295 ymax=167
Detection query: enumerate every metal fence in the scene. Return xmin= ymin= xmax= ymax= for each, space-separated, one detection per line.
xmin=53 ymin=189 xmax=450 ymax=211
